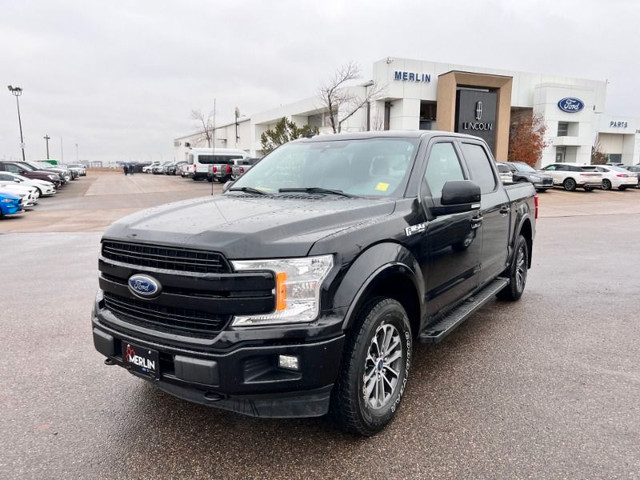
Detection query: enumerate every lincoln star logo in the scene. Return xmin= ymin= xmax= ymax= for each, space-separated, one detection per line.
xmin=128 ymin=274 xmax=161 ymax=298
xmin=475 ymin=101 xmax=483 ymax=121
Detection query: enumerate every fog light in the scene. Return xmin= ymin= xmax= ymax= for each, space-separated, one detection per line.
xmin=278 ymin=355 xmax=300 ymax=371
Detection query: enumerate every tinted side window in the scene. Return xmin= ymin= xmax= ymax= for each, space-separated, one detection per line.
xmin=460 ymin=143 xmax=497 ymax=194
xmin=424 ymin=142 xmax=464 ymax=198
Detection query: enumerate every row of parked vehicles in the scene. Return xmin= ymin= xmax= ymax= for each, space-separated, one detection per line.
xmin=496 ymin=161 xmax=639 ymax=192
xmin=0 ymin=160 xmax=86 ymax=218
xmin=143 ymin=149 xmax=260 ymax=183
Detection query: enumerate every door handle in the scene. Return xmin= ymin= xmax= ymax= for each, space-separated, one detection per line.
xmin=471 ymin=216 xmax=483 ymax=230
xmin=499 ymin=205 xmax=509 ymax=216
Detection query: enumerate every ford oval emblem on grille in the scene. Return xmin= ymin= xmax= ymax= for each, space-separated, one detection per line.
xmin=128 ymin=274 xmax=162 ymax=299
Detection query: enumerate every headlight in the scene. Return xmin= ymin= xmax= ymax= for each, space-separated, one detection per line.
xmin=1 ymin=198 xmax=13 ymax=203
xmin=47 ymin=175 xmax=57 ymax=180
xmin=231 ymin=255 xmax=334 ymax=326
xmin=529 ymin=175 xmax=540 ymax=181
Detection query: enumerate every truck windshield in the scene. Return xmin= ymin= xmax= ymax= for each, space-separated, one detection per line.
xmin=232 ymin=138 xmax=418 ymax=197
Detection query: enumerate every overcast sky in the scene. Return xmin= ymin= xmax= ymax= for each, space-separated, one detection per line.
xmin=1 ymin=0 xmax=637 ymax=164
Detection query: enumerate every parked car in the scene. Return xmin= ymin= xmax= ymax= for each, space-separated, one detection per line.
xmin=539 ymin=163 xmax=602 ymax=191
xmin=65 ymin=163 xmax=86 ymax=177
xmin=152 ymin=162 xmax=172 ymax=174
xmin=0 ymin=172 xmax=56 ymax=196
xmin=495 ymin=163 xmax=513 ymax=184
xmin=582 ymin=165 xmax=638 ymax=190
xmin=622 ymin=165 xmax=640 ymax=187
xmin=30 ymin=161 xmax=73 ymax=182
xmin=0 ymin=161 xmax=62 ymax=188
xmin=67 ymin=163 xmax=87 ymax=176
xmin=142 ymin=162 xmax=161 ymax=173
xmin=208 ymin=158 xmax=254 ymax=183
xmin=92 ymin=131 xmax=537 ymax=436
xmin=0 ymin=191 xmax=23 ymax=217
xmin=230 ymin=158 xmax=260 ymax=181
xmin=503 ymin=161 xmax=554 ymax=192
xmin=178 ymin=162 xmax=191 ymax=177
xmin=163 ymin=162 xmax=179 ymax=175
xmin=173 ymin=161 xmax=187 ymax=176
xmin=0 ymin=181 xmax=39 ymax=207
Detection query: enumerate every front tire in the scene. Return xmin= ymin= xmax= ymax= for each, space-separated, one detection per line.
xmin=330 ymin=297 xmax=412 ymax=436
xmin=563 ymin=178 xmax=577 ymax=191
xmin=498 ymin=234 xmax=529 ymax=301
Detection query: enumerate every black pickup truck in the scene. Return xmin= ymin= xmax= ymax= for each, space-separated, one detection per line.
xmin=92 ymin=131 xmax=537 ymax=435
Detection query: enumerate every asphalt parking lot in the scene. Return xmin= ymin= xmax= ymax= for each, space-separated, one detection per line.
xmin=1 ymin=171 xmax=639 ymax=479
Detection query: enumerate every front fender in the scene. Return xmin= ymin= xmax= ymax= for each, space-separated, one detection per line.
xmin=332 ymin=242 xmax=425 ymax=330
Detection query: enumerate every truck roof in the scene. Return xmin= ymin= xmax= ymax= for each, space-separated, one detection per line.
xmin=294 ymin=130 xmax=485 ymax=143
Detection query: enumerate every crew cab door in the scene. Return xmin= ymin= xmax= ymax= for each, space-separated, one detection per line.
xmin=459 ymin=141 xmax=510 ymax=286
xmin=417 ymin=140 xmax=482 ymax=317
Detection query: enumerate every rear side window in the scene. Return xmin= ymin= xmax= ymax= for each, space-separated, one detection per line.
xmin=460 ymin=143 xmax=497 ymax=194
xmin=424 ymin=142 xmax=465 ymax=197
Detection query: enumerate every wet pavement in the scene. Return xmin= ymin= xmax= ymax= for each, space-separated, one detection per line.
xmin=1 ymin=173 xmax=639 ymax=479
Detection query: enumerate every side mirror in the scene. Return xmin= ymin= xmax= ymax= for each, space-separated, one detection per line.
xmin=222 ymin=180 xmax=235 ymax=193
xmin=432 ymin=180 xmax=481 ymax=216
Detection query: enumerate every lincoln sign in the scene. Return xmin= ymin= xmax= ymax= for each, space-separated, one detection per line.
xmin=456 ymin=89 xmax=498 ymax=153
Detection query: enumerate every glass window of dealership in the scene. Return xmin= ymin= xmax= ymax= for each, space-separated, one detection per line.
xmin=174 ymin=57 xmax=640 ymax=166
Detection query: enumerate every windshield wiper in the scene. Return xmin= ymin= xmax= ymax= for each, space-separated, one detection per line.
xmin=228 ymin=186 xmax=267 ymax=195
xmin=278 ymin=187 xmax=356 ymax=198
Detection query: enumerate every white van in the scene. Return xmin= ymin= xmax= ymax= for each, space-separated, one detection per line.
xmin=187 ymin=148 xmax=248 ymax=181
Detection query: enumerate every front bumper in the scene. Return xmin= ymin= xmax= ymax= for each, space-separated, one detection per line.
xmin=92 ymin=312 xmax=345 ymax=418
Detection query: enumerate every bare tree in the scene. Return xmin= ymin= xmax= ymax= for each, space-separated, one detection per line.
xmin=591 ymin=137 xmax=608 ymax=165
xmin=191 ymin=109 xmax=214 ymax=147
xmin=319 ymin=61 xmax=382 ymax=133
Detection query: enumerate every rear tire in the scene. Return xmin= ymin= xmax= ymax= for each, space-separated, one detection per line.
xmin=563 ymin=178 xmax=577 ymax=191
xmin=497 ymin=234 xmax=529 ymax=301
xmin=330 ymin=297 xmax=412 ymax=436
xmin=619 ymin=186 xmax=627 ymax=191
xmin=602 ymin=179 xmax=612 ymax=190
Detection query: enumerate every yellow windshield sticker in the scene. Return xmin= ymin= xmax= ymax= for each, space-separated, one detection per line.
xmin=376 ymin=182 xmax=389 ymax=192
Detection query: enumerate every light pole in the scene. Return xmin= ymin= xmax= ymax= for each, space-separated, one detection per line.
xmin=362 ymin=80 xmax=374 ymax=131
xmin=75 ymin=143 xmax=79 ymax=162
xmin=44 ymin=135 xmax=51 ymax=159
xmin=7 ymin=85 xmax=26 ymax=161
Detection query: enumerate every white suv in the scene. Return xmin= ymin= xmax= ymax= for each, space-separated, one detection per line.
xmin=539 ymin=163 xmax=602 ymax=191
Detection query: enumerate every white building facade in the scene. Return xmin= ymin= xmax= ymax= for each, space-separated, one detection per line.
xmin=175 ymin=57 xmax=640 ymax=167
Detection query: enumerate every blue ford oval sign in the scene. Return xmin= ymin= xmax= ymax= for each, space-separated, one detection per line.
xmin=128 ymin=274 xmax=161 ymax=298
xmin=557 ymin=97 xmax=584 ymax=113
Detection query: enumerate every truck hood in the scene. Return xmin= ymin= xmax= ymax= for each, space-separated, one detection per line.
xmin=104 ymin=194 xmax=397 ymax=259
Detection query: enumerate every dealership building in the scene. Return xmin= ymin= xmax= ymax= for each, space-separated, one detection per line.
xmin=174 ymin=57 xmax=640 ymax=167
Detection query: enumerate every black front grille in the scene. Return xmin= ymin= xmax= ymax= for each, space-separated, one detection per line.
xmin=103 ymin=292 xmax=230 ymax=338
xmin=102 ymin=241 xmax=230 ymax=274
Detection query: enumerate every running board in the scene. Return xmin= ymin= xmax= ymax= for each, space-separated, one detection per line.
xmin=419 ymin=277 xmax=509 ymax=344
